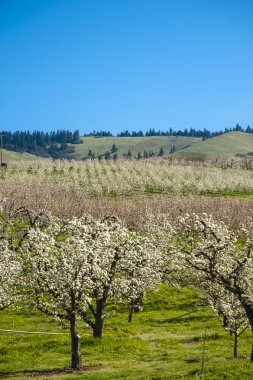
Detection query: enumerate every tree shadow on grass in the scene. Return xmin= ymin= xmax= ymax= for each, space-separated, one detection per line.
xmin=0 ymin=365 xmax=102 ymax=378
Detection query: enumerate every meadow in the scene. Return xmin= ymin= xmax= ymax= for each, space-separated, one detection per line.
xmin=1 ymin=131 xmax=253 ymax=162
xmin=1 ymin=286 xmax=253 ymax=380
xmin=0 ymin=156 xmax=253 ymax=379
xmin=58 ymin=131 xmax=253 ymax=159
xmin=0 ymin=149 xmax=40 ymax=162
xmin=70 ymin=136 xmax=201 ymax=159
xmin=177 ymin=132 xmax=253 ymax=157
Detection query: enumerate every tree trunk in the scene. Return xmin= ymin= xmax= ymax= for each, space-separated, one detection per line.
xmin=233 ymin=332 xmax=238 ymax=358
xmin=128 ymin=297 xmax=142 ymax=322
xmin=238 ymin=298 xmax=253 ymax=362
xmin=250 ymin=341 xmax=253 ymax=363
xmin=128 ymin=301 xmax=134 ymax=323
xmin=93 ymin=299 xmax=104 ymax=338
xmin=70 ymin=314 xmax=82 ymax=370
xmin=222 ymin=315 xmax=229 ymax=328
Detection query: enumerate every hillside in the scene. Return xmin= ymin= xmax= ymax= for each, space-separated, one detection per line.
xmin=0 ymin=149 xmax=42 ymax=163
xmin=176 ymin=131 xmax=253 ymax=157
xmin=2 ymin=132 xmax=253 ymax=161
xmin=69 ymin=136 xmax=201 ymax=159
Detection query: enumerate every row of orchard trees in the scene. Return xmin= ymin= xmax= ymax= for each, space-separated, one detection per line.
xmin=0 ymin=209 xmax=165 ymax=370
xmin=1 ymin=209 xmax=253 ymax=369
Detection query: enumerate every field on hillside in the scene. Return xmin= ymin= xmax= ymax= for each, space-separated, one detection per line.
xmin=61 ymin=131 xmax=253 ymax=159
xmin=2 ymin=132 xmax=253 ymax=161
xmin=1 ymin=157 xmax=253 ymax=379
xmin=70 ymin=136 xmax=200 ymax=159
xmin=178 ymin=131 xmax=253 ymax=157
xmin=1 ymin=148 xmax=40 ymax=162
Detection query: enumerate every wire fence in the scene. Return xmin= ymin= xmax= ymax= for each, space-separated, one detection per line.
xmin=0 ymin=328 xmax=67 ymax=335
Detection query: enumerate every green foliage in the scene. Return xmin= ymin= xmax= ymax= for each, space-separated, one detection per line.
xmin=111 ymin=144 xmax=118 ymax=153
xmin=158 ymin=146 xmax=164 ymax=156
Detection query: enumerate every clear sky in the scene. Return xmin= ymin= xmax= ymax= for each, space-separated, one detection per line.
xmin=0 ymin=0 xmax=252 ymax=134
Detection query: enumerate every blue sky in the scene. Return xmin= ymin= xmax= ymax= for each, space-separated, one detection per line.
xmin=0 ymin=0 xmax=252 ymax=135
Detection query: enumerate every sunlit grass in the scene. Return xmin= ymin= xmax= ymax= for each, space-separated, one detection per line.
xmin=0 ymin=285 xmax=252 ymax=379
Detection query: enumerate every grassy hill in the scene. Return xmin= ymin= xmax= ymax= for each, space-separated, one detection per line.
xmin=175 ymin=132 xmax=253 ymax=157
xmin=2 ymin=132 xmax=253 ymax=161
xmin=69 ymin=132 xmax=253 ymax=160
xmin=0 ymin=149 xmax=41 ymax=163
xmin=69 ymin=136 xmax=201 ymax=159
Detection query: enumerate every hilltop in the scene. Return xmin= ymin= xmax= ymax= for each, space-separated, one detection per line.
xmin=176 ymin=131 xmax=253 ymax=157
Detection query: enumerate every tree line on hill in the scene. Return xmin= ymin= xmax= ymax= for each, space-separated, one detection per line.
xmin=85 ymin=145 xmax=174 ymax=161
xmin=0 ymin=129 xmax=82 ymax=158
xmin=118 ymin=123 xmax=253 ymax=138
xmin=88 ymin=123 xmax=252 ymax=139
xmin=1 ymin=123 xmax=252 ymax=160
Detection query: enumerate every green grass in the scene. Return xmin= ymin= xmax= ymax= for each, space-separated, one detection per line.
xmin=0 ymin=149 xmax=42 ymax=163
xmin=0 ymin=285 xmax=253 ymax=379
xmin=176 ymin=131 xmax=253 ymax=157
xmin=68 ymin=131 xmax=253 ymax=159
xmin=69 ymin=136 xmax=201 ymax=159
xmin=2 ymin=132 xmax=253 ymax=162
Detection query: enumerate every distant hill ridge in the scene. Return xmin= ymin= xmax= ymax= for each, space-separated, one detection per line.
xmin=175 ymin=131 xmax=253 ymax=157
xmin=1 ymin=129 xmax=253 ymax=161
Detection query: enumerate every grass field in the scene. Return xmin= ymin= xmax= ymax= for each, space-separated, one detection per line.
xmin=1 ymin=149 xmax=40 ymax=162
xmin=0 ymin=285 xmax=253 ymax=380
xmin=60 ymin=131 xmax=253 ymax=159
xmin=69 ymin=136 xmax=201 ymax=159
xmin=177 ymin=132 xmax=253 ymax=157
xmin=2 ymin=132 xmax=253 ymax=162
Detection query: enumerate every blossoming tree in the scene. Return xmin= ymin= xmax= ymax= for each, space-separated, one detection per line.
xmin=20 ymin=214 xmax=162 ymax=369
xmin=0 ymin=207 xmax=47 ymax=312
xmin=0 ymin=240 xmax=21 ymax=310
xmin=178 ymin=213 xmax=253 ymax=361
xmin=60 ymin=216 xmax=161 ymax=337
xmin=206 ymin=282 xmax=248 ymax=357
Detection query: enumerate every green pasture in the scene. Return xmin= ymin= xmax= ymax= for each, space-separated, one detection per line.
xmin=0 ymin=149 xmax=40 ymax=163
xmin=2 ymin=132 xmax=253 ymax=162
xmin=44 ymin=131 xmax=253 ymax=159
xmin=69 ymin=136 xmax=200 ymax=159
xmin=177 ymin=132 xmax=253 ymax=157
xmin=0 ymin=285 xmax=252 ymax=380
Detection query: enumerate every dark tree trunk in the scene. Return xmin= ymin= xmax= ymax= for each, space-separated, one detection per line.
xmin=128 ymin=297 xmax=143 ymax=322
xmin=70 ymin=314 xmax=82 ymax=370
xmin=250 ymin=341 xmax=253 ymax=363
xmin=233 ymin=332 xmax=238 ymax=358
xmin=238 ymin=298 xmax=253 ymax=362
xmin=223 ymin=315 xmax=229 ymax=328
xmin=128 ymin=300 xmax=134 ymax=323
xmin=93 ymin=299 xmax=105 ymax=338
